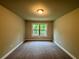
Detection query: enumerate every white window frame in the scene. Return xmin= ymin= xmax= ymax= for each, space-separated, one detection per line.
xmin=32 ymin=23 xmax=48 ymax=37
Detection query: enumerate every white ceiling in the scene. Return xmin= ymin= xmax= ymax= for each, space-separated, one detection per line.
xmin=0 ymin=0 xmax=79 ymax=21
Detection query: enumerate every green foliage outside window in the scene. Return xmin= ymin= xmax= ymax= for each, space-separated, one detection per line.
xmin=32 ymin=23 xmax=47 ymax=36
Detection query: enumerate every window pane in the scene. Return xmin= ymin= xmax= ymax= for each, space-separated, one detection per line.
xmin=40 ymin=24 xmax=47 ymax=30
xmin=40 ymin=24 xmax=47 ymax=36
xmin=33 ymin=30 xmax=39 ymax=36
xmin=40 ymin=30 xmax=47 ymax=36
xmin=32 ymin=24 xmax=39 ymax=36
xmin=33 ymin=24 xmax=39 ymax=29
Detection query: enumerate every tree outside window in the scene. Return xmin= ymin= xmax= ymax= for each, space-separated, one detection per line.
xmin=32 ymin=23 xmax=47 ymax=36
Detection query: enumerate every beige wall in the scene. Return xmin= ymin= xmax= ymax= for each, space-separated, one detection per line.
xmin=25 ymin=21 xmax=53 ymax=40
xmin=54 ymin=8 xmax=79 ymax=59
xmin=0 ymin=5 xmax=25 ymax=58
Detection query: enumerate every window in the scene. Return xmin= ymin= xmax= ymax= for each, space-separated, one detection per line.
xmin=32 ymin=24 xmax=39 ymax=36
xmin=32 ymin=23 xmax=47 ymax=36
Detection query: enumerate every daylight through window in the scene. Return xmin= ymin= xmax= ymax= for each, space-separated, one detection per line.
xmin=32 ymin=23 xmax=47 ymax=36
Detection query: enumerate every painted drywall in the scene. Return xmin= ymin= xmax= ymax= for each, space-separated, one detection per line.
xmin=0 ymin=5 xmax=25 ymax=58
xmin=54 ymin=8 xmax=79 ymax=59
xmin=25 ymin=21 xmax=53 ymax=40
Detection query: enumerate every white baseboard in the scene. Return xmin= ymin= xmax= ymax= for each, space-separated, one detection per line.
xmin=54 ymin=41 xmax=77 ymax=59
xmin=25 ymin=39 xmax=52 ymax=40
xmin=1 ymin=42 xmax=23 ymax=59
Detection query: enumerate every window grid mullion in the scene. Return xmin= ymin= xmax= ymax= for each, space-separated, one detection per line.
xmin=39 ymin=24 xmax=40 ymax=36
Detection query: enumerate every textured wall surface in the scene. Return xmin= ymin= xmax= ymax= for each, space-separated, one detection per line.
xmin=0 ymin=5 xmax=25 ymax=58
xmin=54 ymin=8 xmax=79 ymax=59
